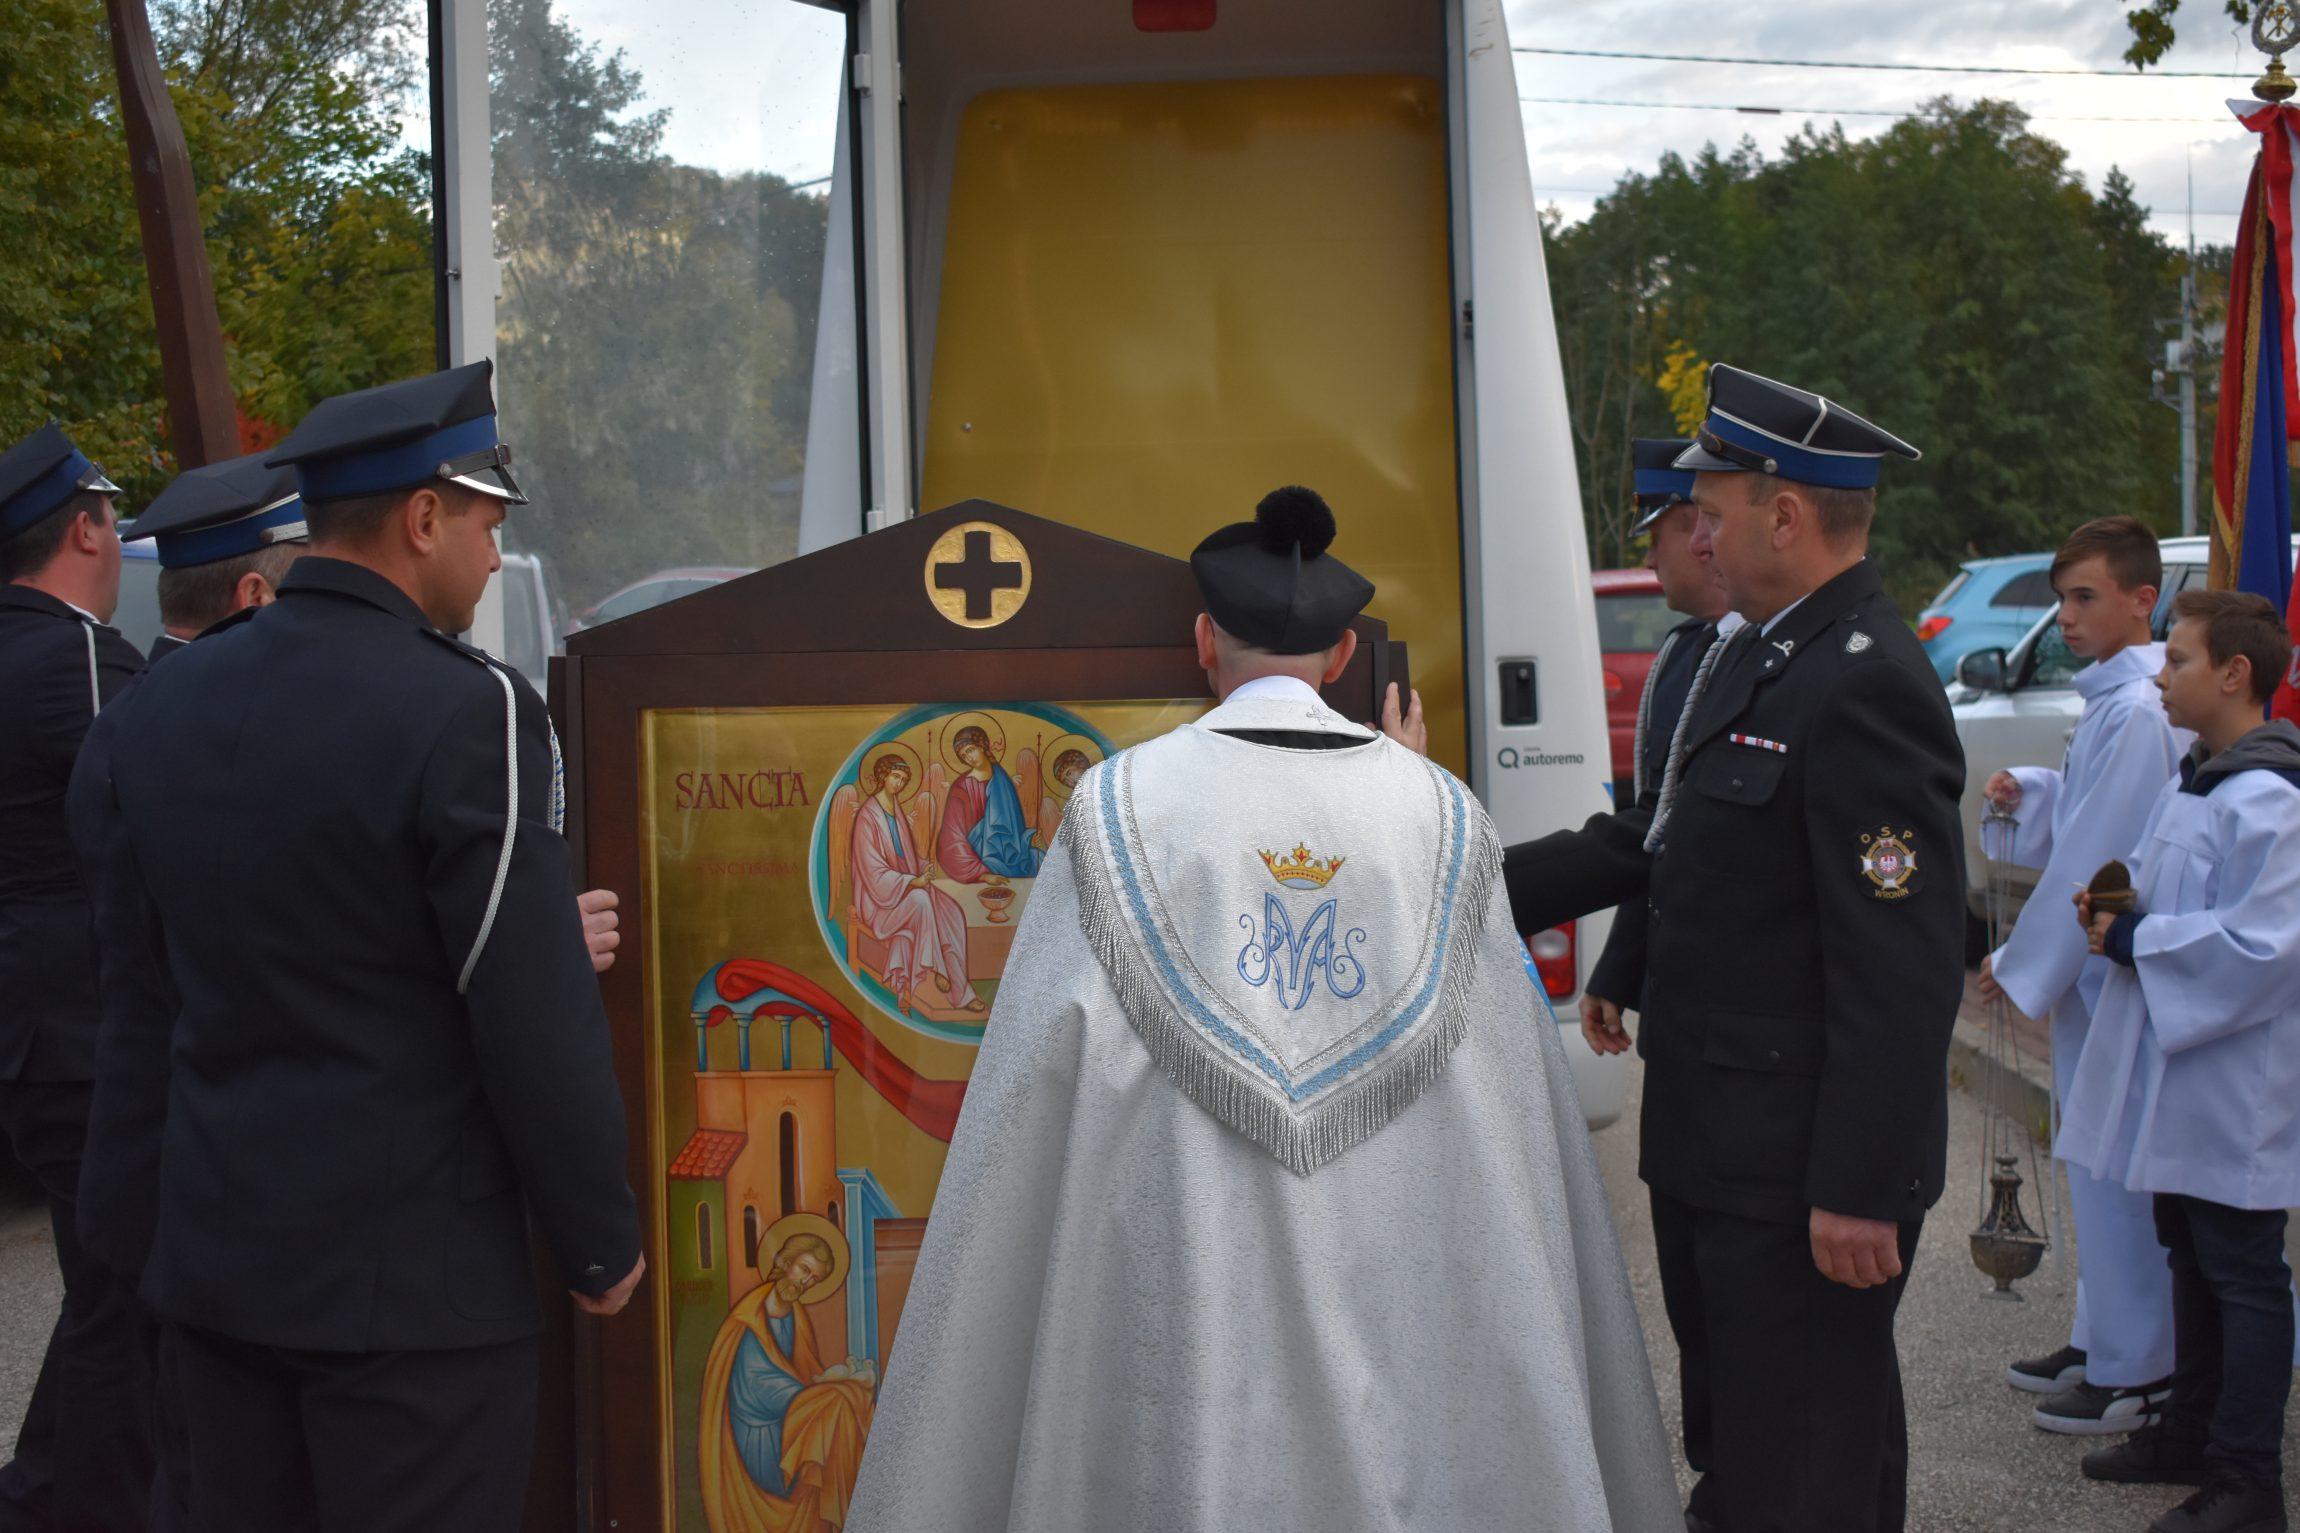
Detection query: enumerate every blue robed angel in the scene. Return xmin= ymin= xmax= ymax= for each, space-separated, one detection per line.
xmin=938 ymin=725 xmax=1043 ymax=881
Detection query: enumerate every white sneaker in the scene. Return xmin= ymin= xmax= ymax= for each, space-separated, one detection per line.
xmin=2033 ymin=1379 xmax=2171 ymax=1436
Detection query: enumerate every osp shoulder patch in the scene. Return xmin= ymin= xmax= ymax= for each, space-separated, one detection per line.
xmin=1858 ymin=826 xmax=1919 ymax=900
xmin=1845 ymin=630 xmax=1874 ymax=655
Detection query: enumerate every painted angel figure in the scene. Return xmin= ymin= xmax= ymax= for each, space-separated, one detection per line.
xmin=849 ymin=752 xmax=982 ymax=1016
xmin=936 ymin=725 xmax=1043 ymax=885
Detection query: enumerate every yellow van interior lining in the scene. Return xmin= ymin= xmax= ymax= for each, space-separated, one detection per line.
xmin=919 ymin=74 xmax=1466 ymax=773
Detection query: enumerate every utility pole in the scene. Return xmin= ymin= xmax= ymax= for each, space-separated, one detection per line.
xmin=2181 ymin=159 xmax=2198 ymax=539
xmin=2153 ymin=155 xmax=2202 ymax=539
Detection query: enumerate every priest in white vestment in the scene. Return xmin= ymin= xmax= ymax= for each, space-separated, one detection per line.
xmin=845 ymin=488 xmax=1679 ymax=1533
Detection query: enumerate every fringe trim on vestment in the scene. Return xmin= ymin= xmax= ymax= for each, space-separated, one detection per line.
xmin=1067 ymin=754 xmax=1500 ymax=1177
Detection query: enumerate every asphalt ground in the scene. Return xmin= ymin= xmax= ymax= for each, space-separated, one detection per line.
xmin=1594 ymin=1050 xmax=2300 ymax=1532
xmin=0 ymin=1064 xmax=2291 ymax=1527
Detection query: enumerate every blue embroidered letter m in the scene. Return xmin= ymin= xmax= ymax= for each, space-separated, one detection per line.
xmin=1237 ymin=895 xmax=1369 ymax=1010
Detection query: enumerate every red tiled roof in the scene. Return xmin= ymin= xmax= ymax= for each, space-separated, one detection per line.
xmin=667 ymin=1128 xmax=748 ymax=1180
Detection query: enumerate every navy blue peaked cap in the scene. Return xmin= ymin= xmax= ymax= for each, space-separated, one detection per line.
xmin=1630 ymin=437 xmax=1695 ymax=534
xmin=266 ymin=360 xmax=526 ymax=505
xmin=1191 ymin=486 xmax=1375 ymax=656
xmin=126 ymin=454 xmax=307 ymax=569
xmin=1674 ymin=364 xmax=1920 ymax=490
xmin=0 ymin=424 xmax=122 ymax=539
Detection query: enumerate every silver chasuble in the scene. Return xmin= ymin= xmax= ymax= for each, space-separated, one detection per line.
xmin=845 ymin=681 xmax=1680 ymax=1533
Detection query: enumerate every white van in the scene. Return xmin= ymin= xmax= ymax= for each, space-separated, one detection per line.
xmin=444 ymin=0 xmax=1626 ymax=1124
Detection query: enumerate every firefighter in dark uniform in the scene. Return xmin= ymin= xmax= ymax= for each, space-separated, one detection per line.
xmin=0 ymin=424 xmax=152 ymax=1532
xmin=62 ymin=453 xmax=313 ymax=1533
xmin=1500 ymin=439 xmax=1736 ymax=1045
xmin=1644 ymin=365 xmax=1964 ymax=1533
xmin=85 ymin=362 xmax=644 ymax=1531
xmin=129 ymin=453 xmax=310 ymax=667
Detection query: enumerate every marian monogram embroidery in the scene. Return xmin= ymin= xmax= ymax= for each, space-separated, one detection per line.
xmin=1237 ymin=894 xmax=1369 ymax=1010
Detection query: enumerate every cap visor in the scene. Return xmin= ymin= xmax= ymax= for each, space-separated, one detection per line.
xmin=444 ymin=467 xmax=528 ymax=506
xmin=1629 ymin=504 xmax=1669 ymax=535
xmin=80 ymin=470 xmax=123 ymax=496
xmin=1669 ymin=442 xmax=1749 ymax=474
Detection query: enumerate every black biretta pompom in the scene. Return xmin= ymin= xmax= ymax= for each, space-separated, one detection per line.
xmin=1254 ymin=485 xmax=1336 ymax=557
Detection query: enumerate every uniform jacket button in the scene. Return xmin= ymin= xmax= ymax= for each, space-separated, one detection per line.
xmin=1766 ymin=1048 xmax=1781 ymax=1064
xmin=1731 ymin=778 xmax=1744 ymax=791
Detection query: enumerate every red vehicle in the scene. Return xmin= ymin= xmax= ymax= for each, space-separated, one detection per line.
xmin=1593 ymin=568 xmax=1679 ymax=800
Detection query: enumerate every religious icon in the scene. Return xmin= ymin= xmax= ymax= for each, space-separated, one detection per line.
xmin=816 ymin=704 xmax=1113 ymax=1041
xmin=647 ymin=700 xmax=1188 ymax=1529
xmin=698 ymin=1215 xmax=876 ymax=1533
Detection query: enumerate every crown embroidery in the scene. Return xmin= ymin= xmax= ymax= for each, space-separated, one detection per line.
xmin=1258 ymin=843 xmax=1345 ymax=891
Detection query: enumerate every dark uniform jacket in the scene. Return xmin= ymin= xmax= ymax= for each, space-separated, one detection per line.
xmin=1499 ymin=614 xmax=1711 ymax=956
xmin=71 ymin=612 xmax=239 ymax=1279
xmin=1585 ymin=616 xmax=1712 ymax=1004
xmin=84 ymin=558 xmax=640 ymax=1352
xmin=1638 ymin=559 xmax=1964 ymax=1228
xmin=0 ymin=585 xmax=144 ymax=1082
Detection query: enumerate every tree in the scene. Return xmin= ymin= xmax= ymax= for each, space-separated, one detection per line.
xmin=0 ymin=0 xmax=433 ymax=503
xmin=1546 ymin=100 xmax=2206 ymax=610
xmin=489 ymin=0 xmax=829 ymax=612
xmin=2122 ymin=0 xmax=2253 ymax=69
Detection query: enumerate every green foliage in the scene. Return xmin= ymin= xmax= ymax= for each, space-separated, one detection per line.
xmin=2122 ymin=0 xmax=2254 ymax=69
xmin=1546 ymin=100 xmax=2215 ymax=611
xmin=0 ymin=0 xmax=434 ymax=508
xmin=489 ymin=0 xmax=829 ymax=613
xmin=0 ymin=0 xmax=164 ymax=485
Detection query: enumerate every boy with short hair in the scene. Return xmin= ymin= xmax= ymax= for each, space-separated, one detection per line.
xmin=2063 ymin=589 xmax=2300 ymax=1533
xmin=1981 ymin=516 xmax=2187 ymax=1432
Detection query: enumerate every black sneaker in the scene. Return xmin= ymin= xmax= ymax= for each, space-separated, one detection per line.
xmin=2082 ymin=1425 xmax=2213 ymax=1486
xmin=2148 ymin=1469 xmax=2288 ymax=1533
xmin=2033 ymin=1377 xmax=2170 ymax=1435
xmin=2007 ymin=1343 xmax=2087 ymax=1394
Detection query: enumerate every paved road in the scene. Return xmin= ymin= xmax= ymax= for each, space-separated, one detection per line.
xmin=0 ymin=1067 xmax=2291 ymax=1527
xmin=1593 ymin=1052 xmax=2300 ymax=1532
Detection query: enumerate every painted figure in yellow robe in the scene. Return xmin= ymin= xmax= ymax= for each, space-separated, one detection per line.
xmin=700 ymin=1230 xmax=875 ymax=1532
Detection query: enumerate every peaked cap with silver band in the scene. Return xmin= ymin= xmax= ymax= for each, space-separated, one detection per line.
xmin=0 ymin=424 xmax=122 ymax=539
xmin=126 ymin=453 xmax=307 ymax=569
xmin=1674 ymin=363 xmax=1920 ymax=490
xmin=1629 ymin=436 xmax=1696 ymax=535
xmin=266 ymin=360 xmax=527 ymax=506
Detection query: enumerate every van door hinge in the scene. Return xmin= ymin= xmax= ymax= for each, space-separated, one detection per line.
xmin=852 ymin=51 xmax=902 ymax=99
xmin=1460 ymin=299 xmax=1474 ymax=341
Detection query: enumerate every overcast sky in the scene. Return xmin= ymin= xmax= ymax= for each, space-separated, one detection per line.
xmin=447 ymin=0 xmax=2274 ymax=251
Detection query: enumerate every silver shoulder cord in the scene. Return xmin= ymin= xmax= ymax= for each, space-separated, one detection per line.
xmin=454 ymin=660 xmax=566 ymax=996
xmin=1631 ymin=627 xmax=1681 ymax=803
xmin=1644 ymin=623 xmax=1748 ymax=854
xmin=79 ymin=620 xmax=101 ymax=716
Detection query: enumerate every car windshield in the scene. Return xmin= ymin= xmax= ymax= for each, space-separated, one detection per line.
xmin=1926 ymin=568 xmax=1972 ymax=610
xmin=2027 ymin=619 xmax=2083 ymax=689
xmin=591 ymin=582 xmax=676 ymax=624
xmin=1595 ymin=591 xmax=1676 ymax=652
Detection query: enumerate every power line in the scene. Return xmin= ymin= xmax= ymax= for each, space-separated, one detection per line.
xmin=1518 ymin=94 xmax=2231 ymax=124
xmin=1513 ymin=45 xmax=2244 ymax=79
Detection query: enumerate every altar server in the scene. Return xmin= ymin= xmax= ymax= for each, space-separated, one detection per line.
xmin=1980 ymin=517 xmax=2184 ymax=1433
xmin=2061 ymin=589 xmax=2300 ymax=1533
xmin=843 ymin=487 xmax=1679 ymax=1532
